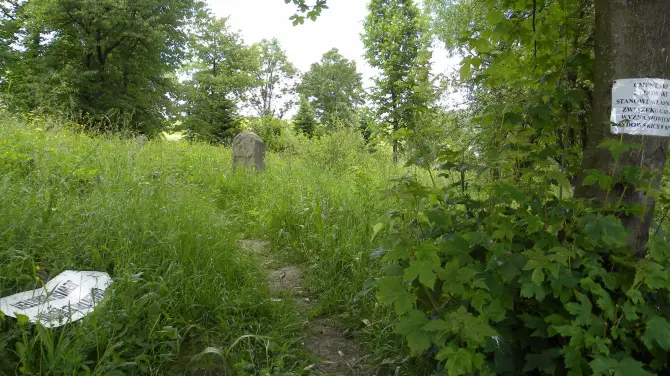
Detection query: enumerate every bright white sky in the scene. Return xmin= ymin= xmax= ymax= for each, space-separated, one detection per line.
xmin=206 ymin=0 xmax=460 ymax=92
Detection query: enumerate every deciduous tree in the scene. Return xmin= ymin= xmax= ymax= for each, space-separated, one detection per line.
xmin=298 ymin=48 xmax=363 ymax=127
xmin=363 ymin=0 xmax=434 ymax=162
xmin=247 ymin=38 xmax=298 ymax=119
xmin=293 ymin=95 xmax=316 ymax=136
xmin=180 ymin=16 xmax=256 ymax=143
xmin=2 ymin=0 xmax=204 ymax=134
xmin=576 ymin=0 xmax=670 ymax=255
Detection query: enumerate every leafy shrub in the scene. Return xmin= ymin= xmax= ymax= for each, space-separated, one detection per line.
xmin=241 ymin=116 xmax=298 ymax=152
xmin=376 ymin=141 xmax=670 ymax=375
xmin=301 ymin=129 xmax=370 ymax=172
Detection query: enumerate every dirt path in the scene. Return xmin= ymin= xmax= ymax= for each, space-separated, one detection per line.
xmin=239 ymin=239 xmax=368 ymax=376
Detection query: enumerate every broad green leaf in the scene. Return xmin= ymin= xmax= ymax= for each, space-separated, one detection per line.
xmin=626 ymin=289 xmax=644 ymax=305
xmin=416 ymin=211 xmax=430 ymax=225
xmin=447 ymin=348 xmax=475 ymax=375
xmin=437 ymin=345 xmax=475 ymax=376
xmin=395 ymin=310 xmax=430 ymax=353
xmin=485 ymin=9 xmax=504 ymax=25
xmin=648 ymin=238 xmax=670 ymax=262
xmin=562 ymin=346 xmax=584 ymax=371
xmin=547 ymin=171 xmax=572 ymax=190
xmin=460 ymin=60 xmax=472 ymax=82
xmin=423 ymin=318 xmax=451 ymax=332
xmin=371 ymin=222 xmax=384 ymax=241
xmin=405 ymin=245 xmax=442 ymax=289
xmin=621 ymin=302 xmax=638 ymax=320
xmin=470 ymin=38 xmax=491 ymax=53
xmin=590 ymin=357 xmax=619 ymax=375
xmin=580 ymin=214 xmax=628 ymax=246
xmin=393 ymin=128 xmax=415 ymax=139
xmin=598 ymin=139 xmax=642 ymax=161
xmin=565 ymin=291 xmax=592 ymax=325
xmin=470 ymin=289 xmax=493 ymax=313
xmin=520 ymin=281 xmax=546 ymax=301
xmin=600 ymin=216 xmax=628 ymax=246
xmin=383 ymin=263 xmax=404 ymax=277
xmin=524 ymin=348 xmax=561 ymax=374
xmin=531 ymin=268 xmax=545 ymax=286
xmin=522 ymin=314 xmax=548 ymax=338
xmin=16 ymin=313 xmax=30 ymax=325
xmin=642 ymin=316 xmax=670 ymax=351
xmin=498 ymin=257 xmax=523 ymax=282
xmin=404 ymin=260 xmax=439 ymax=289
xmin=524 ymin=213 xmax=543 ymax=234
xmin=483 ymin=299 xmax=506 ymax=322
xmin=590 ymin=356 xmax=653 ymax=376
xmin=615 ymin=358 xmax=654 ymax=376
xmin=583 ymin=169 xmax=613 ymax=190
xmin=376 ymin=277 xmax=414 ymax=315
xmin=595 ymin=290 xmax=615 ymax=321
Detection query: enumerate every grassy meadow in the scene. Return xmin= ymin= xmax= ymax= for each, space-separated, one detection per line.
xmin=0 ymin=114 xmax=421 ymax=375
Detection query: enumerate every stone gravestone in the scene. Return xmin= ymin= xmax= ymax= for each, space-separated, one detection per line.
xmin=232 ymin=132 xmax=265 ymax=172
xmin=136 ymin=135 xmax=149 ymax=146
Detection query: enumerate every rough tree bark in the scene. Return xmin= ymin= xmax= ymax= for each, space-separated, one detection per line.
xmin=576 ymin=0 xmax=670 ymax=256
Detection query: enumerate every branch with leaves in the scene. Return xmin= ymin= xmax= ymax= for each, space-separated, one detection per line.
xmin=283 ymin=0 xmax=328 ymax=25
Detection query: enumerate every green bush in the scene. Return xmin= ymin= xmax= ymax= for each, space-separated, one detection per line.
xmin=376 ymin=142 xmax=670 ymax=375
xmin=240 ymin=116 xmax=299 ymax=152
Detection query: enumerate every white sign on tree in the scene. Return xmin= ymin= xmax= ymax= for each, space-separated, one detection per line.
xmin=610 ymin=78 xmax=670 ymax=136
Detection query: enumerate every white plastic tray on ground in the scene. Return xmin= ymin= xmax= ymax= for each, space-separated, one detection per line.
xmin=0 ymin=270 xmax=112 ymax=328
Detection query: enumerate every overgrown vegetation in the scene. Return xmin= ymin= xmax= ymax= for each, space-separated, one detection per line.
xmin=0 ymin=113 xmax=422 ymax=374
xmin=2 ymin=0 xmax=670 ymax=375
xmin=376 ymin=140 xmax=670 ymax=375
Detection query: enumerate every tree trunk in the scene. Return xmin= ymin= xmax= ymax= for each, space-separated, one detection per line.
xmin=391 ymin=91 xmax=399 ymax=164
xmin=392 ymin=119 xmax=399 ymax=163
xmin=576 ymin=0 xmax=670 ymax=256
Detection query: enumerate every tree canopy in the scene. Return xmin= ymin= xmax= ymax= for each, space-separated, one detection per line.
xmin=2 ymin=0 xmax=204 ymax=134
xmin=4 ymin=1 xmax=670 ymax=373
xmin=298 ymin=48 xmax=363 ymax=127
xmin=247 ymin=38 xmax=298 ymax=120
xmin=180 ymin=16 xmax=256 ymax=143
xmin=363 ymin=0 xmax=435 ymax=161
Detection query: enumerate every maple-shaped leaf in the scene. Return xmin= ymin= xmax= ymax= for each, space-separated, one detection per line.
xmin=395 ymin=310 xmax=430 ymax=353
xmin=376 ymin=276 xmax=414 ymax=315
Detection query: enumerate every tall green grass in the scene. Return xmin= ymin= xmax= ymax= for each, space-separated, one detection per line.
xmin=0 ymin=114 xmax=423 ymax=374
xmin=219 ymin=131 xmax=430 ymax=372
xmin=0 ymin=116 xmax=307 ymax=375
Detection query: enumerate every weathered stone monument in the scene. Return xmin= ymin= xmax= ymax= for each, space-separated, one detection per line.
xmin=137 ymin=135 xmax=149 ymax=146
xmin=232 ymin=132 xmax=265 ymax=172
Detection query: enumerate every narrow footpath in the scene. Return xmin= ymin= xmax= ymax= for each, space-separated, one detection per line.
xmin=239 ymin=239 xmax=368 ymax=376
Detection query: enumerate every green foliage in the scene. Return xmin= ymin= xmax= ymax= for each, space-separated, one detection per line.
xmin=297 ymin=48 xmax=364 ymax=128
xmin=283 ymin=0 xmax=329 ymax=25
xmin=2 ymin=0 xmax=204 ymax=134
xmin=362 ymin=0 xmax=435 ymax=161
xmin=375 ymin=141 xmax=670 ymax=375
xmin=241 ymin=116 xmax=298 ymax=153
xmin=0 ymin=114 xmax=309 ymax=374
xmin=293 ymin=95 xmax=317 ymax=137
xmin=426 ymin=0 xmax=594 ymax=181
xmin=358 ymin=106 xmax=376 ymax=144
xmin=215 ymin=128 xmax=431 ymax=372
xmin=180 ymin=15 xmax=256 ymax=144
xmin=247 ymin=38 xmax=298 ymax=119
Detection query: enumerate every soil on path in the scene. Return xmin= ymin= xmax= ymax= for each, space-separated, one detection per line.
xmin=239 ymin=239 xmax=368 ymax=376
